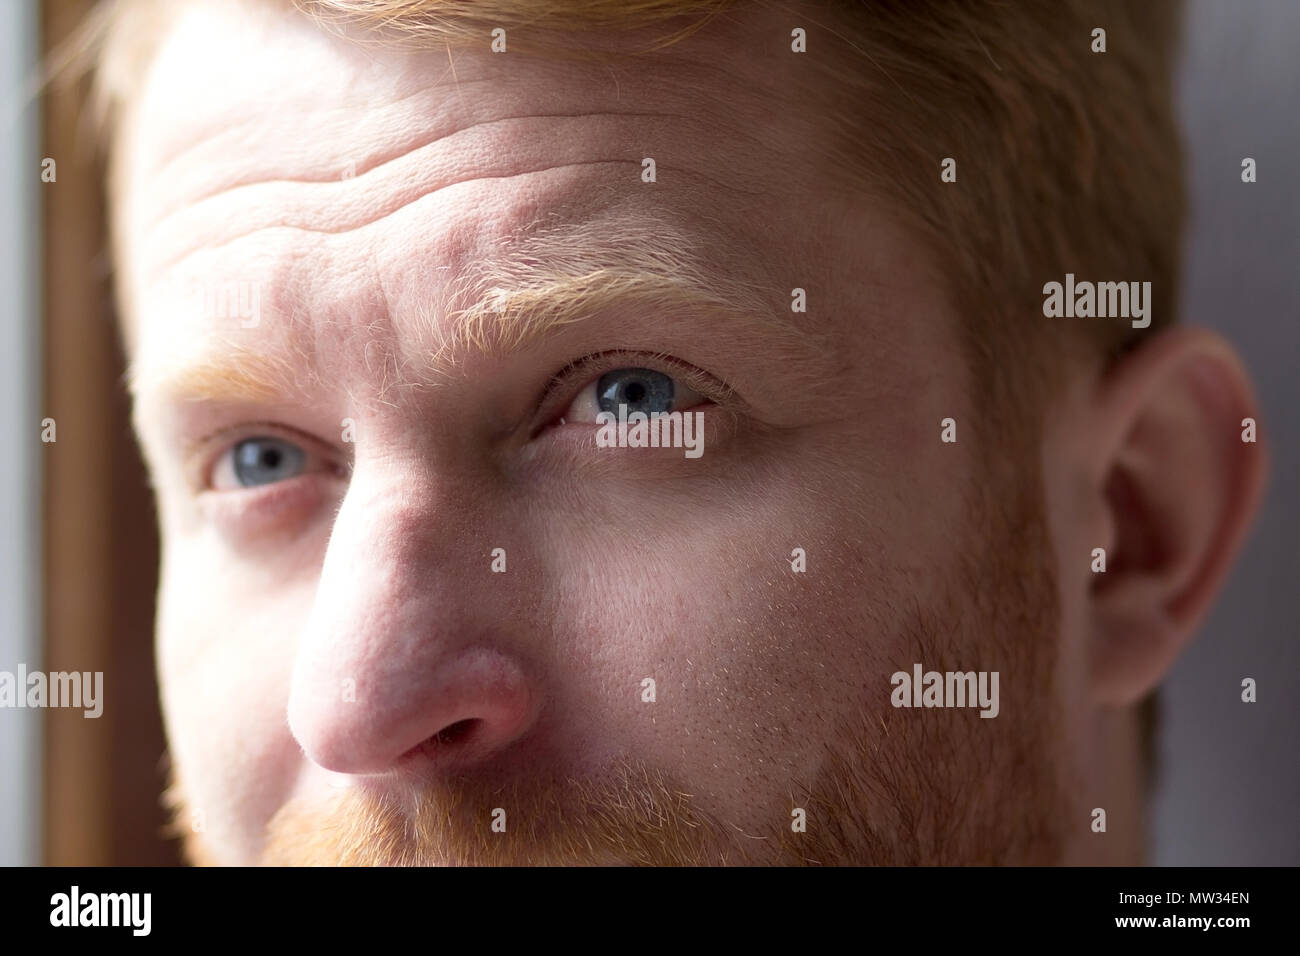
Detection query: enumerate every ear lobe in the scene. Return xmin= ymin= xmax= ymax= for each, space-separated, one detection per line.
xmin=1086 ymin=327 xmax=1268 ymax=707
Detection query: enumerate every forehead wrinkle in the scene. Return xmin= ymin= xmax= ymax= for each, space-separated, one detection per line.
xmin=146 ymin=152 xmax=770 ymax=284
xmin=153 ymin=110 xmax=693 ymax=219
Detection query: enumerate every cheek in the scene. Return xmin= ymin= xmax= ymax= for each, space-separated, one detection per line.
xmin=156 ymin=542 xmax=318 ymax=862
xmin=533 ymin=457 xmax=929 ymax=826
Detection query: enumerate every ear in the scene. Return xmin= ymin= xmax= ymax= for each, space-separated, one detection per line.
xmin=1083 ymin=327 xmax=1269 ymax=707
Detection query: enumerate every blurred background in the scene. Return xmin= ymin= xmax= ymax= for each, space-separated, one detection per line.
xmin=0 ymin=0 xmax=1296 ymax=865
xmin=3 ymin=0 xmax=171 ymax=866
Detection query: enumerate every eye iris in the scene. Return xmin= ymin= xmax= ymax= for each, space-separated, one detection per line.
xmin=597 ymin=368 xmax=674 ymax=415
xmin=232 ymin=438 xmax=304 ymax=487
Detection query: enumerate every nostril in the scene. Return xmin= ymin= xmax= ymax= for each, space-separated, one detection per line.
xmin=402 ymin=718 xmax=481 ymax=763
xmin=433 ymin=718 xmax=478 ymax=746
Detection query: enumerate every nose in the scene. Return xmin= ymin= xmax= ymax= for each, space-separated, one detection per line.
xmin=291 ymin=645 xmax=538 ymax=774
xmin=287 ymin=477 xmax=540 ymax=776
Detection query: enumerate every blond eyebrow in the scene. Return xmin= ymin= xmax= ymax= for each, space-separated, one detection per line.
xmin=430 ymin=214 xmax=798 ymax=365
xmin=126 ymin=338 xmax=320 ymax=404
xmin=128 ymin=216 xmax=824 ymax=405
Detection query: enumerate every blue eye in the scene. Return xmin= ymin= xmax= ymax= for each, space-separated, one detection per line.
xmin=230 ymin=437 xmax=306 ymax=487
xmin=596 ymin=368 xmax=674 ymax=415
xmin=554 ymin=361 xmax=709 ymax=429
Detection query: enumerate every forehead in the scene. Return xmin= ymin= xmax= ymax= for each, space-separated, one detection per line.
xmin=116 ymin=0 xmax=934 ymax=407
xmin=120 ymin=1 xmax=834 ymax=246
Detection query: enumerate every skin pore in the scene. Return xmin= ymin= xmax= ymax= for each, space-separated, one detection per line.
xmin=116 ymin=0 xmax=1266 ymax=864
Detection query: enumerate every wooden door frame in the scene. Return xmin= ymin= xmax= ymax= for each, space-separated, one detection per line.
xmin=42 ymin=0 xmax=177 ymax=866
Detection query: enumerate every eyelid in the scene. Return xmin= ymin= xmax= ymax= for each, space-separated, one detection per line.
xmin=533 ymin=350 xmax=733 ymax=436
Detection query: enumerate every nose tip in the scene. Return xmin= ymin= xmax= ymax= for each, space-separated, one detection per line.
xmin=288 ymin=647 xmax=538 ymax=776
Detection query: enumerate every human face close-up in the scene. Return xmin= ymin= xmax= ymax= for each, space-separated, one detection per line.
xmin=114 ymin=0 xmax=1264 ymax=866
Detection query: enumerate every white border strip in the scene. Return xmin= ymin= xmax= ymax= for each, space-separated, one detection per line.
xmin=0 ymin=0 xmax=42 ymax=867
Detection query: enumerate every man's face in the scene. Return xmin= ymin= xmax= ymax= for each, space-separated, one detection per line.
xmin=123 ymin=0 xmax=1080 ymax=864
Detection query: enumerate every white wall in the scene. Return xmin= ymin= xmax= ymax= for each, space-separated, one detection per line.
xmin=0 ymin=0 xmax=42 ymax=868
xmin=1153 ymin=0 xmax=1300 ymax=865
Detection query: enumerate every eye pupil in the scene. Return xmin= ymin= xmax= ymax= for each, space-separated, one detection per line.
xmin=597 ymin=368 xmax=674 ymax=415
xmin=232 ymin=437 xmax=305 ymax=487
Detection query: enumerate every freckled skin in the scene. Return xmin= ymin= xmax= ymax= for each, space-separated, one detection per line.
xmin=121 ymin=1 xmax=1154 ymax=865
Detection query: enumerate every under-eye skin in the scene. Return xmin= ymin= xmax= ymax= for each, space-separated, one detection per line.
xmin=189 ymin=425 xmax=344 ymax=539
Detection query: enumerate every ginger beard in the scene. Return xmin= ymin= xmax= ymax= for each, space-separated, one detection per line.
xmin=166 ymin=445 xmax=1071 ymax=866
